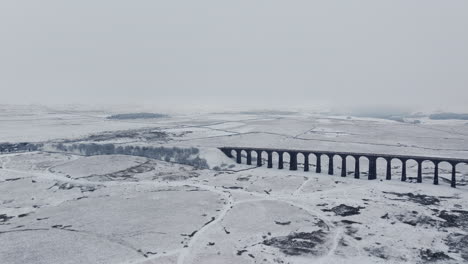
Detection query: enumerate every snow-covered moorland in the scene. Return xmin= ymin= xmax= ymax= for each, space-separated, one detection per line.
xmin=1 ymin=105 xmax=468 ymax=264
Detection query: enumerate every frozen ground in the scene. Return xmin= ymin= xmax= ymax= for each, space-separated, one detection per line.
xmin=1 ymin=105 xmax=468 ymax=264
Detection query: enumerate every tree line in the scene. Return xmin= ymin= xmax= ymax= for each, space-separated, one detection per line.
xmin=53 ymin=143 xmax=209 ymax=169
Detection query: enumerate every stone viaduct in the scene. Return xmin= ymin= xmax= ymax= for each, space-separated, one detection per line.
xmin=219 ymin=147 xmax=468 ymax=188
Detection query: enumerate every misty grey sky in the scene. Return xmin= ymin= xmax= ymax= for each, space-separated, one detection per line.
xmin=1 ymin=1 xmax=467 ymax=111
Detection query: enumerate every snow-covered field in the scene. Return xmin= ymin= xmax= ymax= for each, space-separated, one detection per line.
xmin=1 ymin=105 xmax=468 ymax=264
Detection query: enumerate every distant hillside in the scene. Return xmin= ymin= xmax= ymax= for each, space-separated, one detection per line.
xmin=238 ymin=110 xmax=298 ymax=115
xmin=429 ymin=113 xmax=468 ymax=120
xmin=107 ymin=113 xmax=168 ymax=120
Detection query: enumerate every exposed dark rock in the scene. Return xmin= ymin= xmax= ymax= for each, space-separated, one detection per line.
xmin=222 ymin=186 xmax=243 ymax=190
xmin=381 ymin=213 xmax=389 ymax=219
xmin=262 ymin=230 xmax=329 ymax=256
xmin=419 ymin=249 xmax=452 ymax=262
xmin=438 ymin=210 xmax=468 ymax=229
xmin=365 ymin=246 xmax=388 ymax=259
xmin=322 ymin=204 xmax=364 ymax=216
xmin=0 ymin=214 xmax=14 ymax=222
xmin=202 ymin=217 xmax=216 ymax=227
xmin=341 ymin=220 xmax=361 ymax=225
xmin=48 ymin=182 xmax=99 ymax=193
xmin=344 ymin=225 xmax=361 ymax=241
xmin=395 ymin=213 xmax=438 ymax=227
xmin=274 ymin=221 xmax=291 ymax=226
xmin=236 ymin=176 xmax=251 ymax=181
xmin=51 ymin=224 xmax=73 ymax=229
xmin=445 ymin=233 xmax=468 ymax=261
xmin=161 ymin=172 xmax=199 ymax=181
xmin=181 ymin=230 xmax=198 ymax=238
xmin=237 ymin=250 xmax=248 ymax=256
xmin=18 ymin=213 xmax=30 ymax=218
xmin=5 ymin=178 xmax=21 ymax=182
xmin=383 ymin=192 xmax=455 ymax=206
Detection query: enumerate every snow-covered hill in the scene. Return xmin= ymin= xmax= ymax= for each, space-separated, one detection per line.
xmin=1 ymin=106 xmax=468 ymax=264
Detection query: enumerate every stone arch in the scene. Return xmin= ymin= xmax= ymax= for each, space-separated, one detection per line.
xmin=272 ymin=151 xmax=284 ymax=169
xmin=240 ymin=149 xmax=250 ymax=164
xmin=405 ymin=159 xmax=419 ymax=182
xmin=255 ymin=150 xmax=267 ymax=167
xmin=299 ymin=152 xmax=310 ymax=172
xmin=345 ymin=155 xmax=356 ymax=178
xmin=249 ymin=149 xmax=258 ymax=166
xmin=455 ymin=161 xmax=468 ymax=188
xmin=437 ymin=160 xmax=454 ymax=186
xmin=418 ymin=159 xmax=436 ymax=184
xmin=376 ymin=157 xmax=388 ymax=180
xmin=359 ymin=156 xmax=370 ymax=178
xmin=390 ymin=158 xmax=405 ymax=181
xmin=319 ymin=153 xmax=330 ymax=174
xmin=228 ymin=149 xmax=236 ymax=159
xmin=283 ymin=152 xmax=292 ymax=170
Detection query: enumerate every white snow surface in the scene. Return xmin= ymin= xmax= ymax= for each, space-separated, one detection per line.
xmin=1 ymin=105 xmax=468 ymax=264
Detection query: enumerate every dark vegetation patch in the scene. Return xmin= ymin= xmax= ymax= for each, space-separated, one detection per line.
xmin=322 ymin=204 xmax=364 ymax=216
xmin=0 ymin=142 xmax=42 ymax=154
xmin=107 ymin=113 xmax=168 ymax=120
xmin=419 ymin=249 xmax=452 ymax=262
xmin=61 ymin=128 xmax=191 ymax=144
xmin=53 ymin=143 xmax=209 ymax=169
xmin=81 ymin=130 xmax=169 ymax=142
xmin=262 ymin=230 xmax=329 ymax=256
